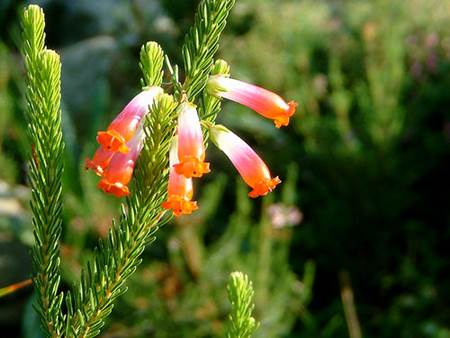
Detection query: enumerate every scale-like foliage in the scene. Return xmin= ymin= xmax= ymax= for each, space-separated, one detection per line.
xmin=21 ymin=5 xmax=65 ymax=337
xmin=226 ymin=272 xmax=259 ymax=338
xmin=182 ymin=0 xmax=235 ymax=100
xmin=140 ymin=41 xmax=165 ymax=88
xmin=65 ymin=62 xmax=178 ymax=338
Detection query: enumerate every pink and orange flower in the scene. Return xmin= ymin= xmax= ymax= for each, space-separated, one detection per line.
xmin=173 ymin=102 xmax=210 ymax=178
xmin=210 ymin=124 xmax=281 ymax=198
xmin=86 ymin=87 xmax=162 ymax=197
xmin=162 ymin=139 xmax=198 ymax=216
xmin=97 ymin=87 xmax=162 ymax=153
xmin=97 ymin=129 xmax=144 ymax=197
xmin=207 ymin=75 xmax=297 ymax=128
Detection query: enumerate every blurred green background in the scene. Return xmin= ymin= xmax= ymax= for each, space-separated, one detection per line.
xmin=1 ymin=0 xmax=450 ymax=337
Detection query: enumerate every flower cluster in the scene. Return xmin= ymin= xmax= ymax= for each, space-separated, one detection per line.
xmin=86 ymin=86 xmax=163 ymax=196
xmin=161 ymin=76 xmax=297 ymax=216
xmin=87 ymin=76 xmax=297 ymax=216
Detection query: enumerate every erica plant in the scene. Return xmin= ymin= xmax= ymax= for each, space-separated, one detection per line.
xmin=21 ymin=0 xmax=296 ymax=337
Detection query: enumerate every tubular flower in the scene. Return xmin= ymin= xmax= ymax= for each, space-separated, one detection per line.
xmin=210 ymin=124 xmax=281 ymax=198
xmin=162 ymin=140 xmax=198 ymax=216
xmin=207 ymin=75 xmax=297 ymax=128
xmin=97 ymin=86 xmax=163 ymax=153
xmin=85 ymin=147 xmax=115 ymax=176
xmin=173 ymin=102 xmax=210 ymax=178
xmin=97 ymin=130 xmax=144 ymax=197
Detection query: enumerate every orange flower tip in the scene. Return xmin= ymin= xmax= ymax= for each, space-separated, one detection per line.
xmin=287 ymin=101 xmax=298 ymax=117
xmin=98 ymin=179 xmax=130 ymax=197
xmin=274 ymin=116 xmax=290 ymax=128
xmin=274 ymin=101 xmax=297 ymax=128
xmin=162 ymin=197 xmax=198 ymax=216
xmin=85 ymin=158 xmax=104 ymax=176
xmin=248 ymin=176 xmax=281 ymax=198
xmin=173 ymin=159 xmax=210 ymax=178
xmin=97 ymin=130 xmax=129 ymax=154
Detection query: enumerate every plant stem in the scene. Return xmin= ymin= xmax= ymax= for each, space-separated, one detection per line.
xmin=0 ymin=279 xmax=32 ymax=298
xmin=339 ymin=271 xmax=363 ymax=338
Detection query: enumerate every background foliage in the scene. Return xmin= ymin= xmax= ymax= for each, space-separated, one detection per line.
xmin=1 ymin=0 xmax=449 ymax=337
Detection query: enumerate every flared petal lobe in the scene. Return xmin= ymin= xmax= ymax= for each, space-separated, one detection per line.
xmin=97 ymin=86 xmax=163 ymax=153
xmin=162 ymin=139 xmax=198 ymax=216
xmin=207 ymin=75 xmax=297 ymax=128
xmin=97 ymin=130 xmax=144 ymax=197
xmin=85 ymin=147 xmax=115 ymax=176
xmin=173 ymin=102 xmax=210 ymax=178
xmin=210 ymin=125 xmax=281 ymax=198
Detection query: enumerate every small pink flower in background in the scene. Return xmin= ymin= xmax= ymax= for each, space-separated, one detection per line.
xmin=210 ymin=124 xmax=280 ymax=198
xmin=207 ymin=75 xmax=297 ymax=128
xmin=162 ymin=139 xmax=198 ymax=216
xmin=173 ymin=102 xmax=210 ymax=178
xmin=267 ymin=203 xmax=303 ymax=229
xmin=425 ymin=32 xmax=439 ymax=49
xmin=97 ymin=130 xmax=144 ymax=197
xmin=97 ymin=87 xmax=162 ymax=153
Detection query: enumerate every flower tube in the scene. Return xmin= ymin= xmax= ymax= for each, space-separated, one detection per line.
xmin=97 ymin=130 xmax=144 ymax=197
xmin=207 ymin=75 xmax=297 ymax=128
xmin=210 ymin=124 xmax=281 ymax=198
xmin=162 ymin=139 xmax=198 ymax=216
xmin=97 ymin=86 xmax=163 ymax=153
xmin=173 ymin=102 xmax=210 ymax=178
xmin=85 ymin=147 xmax=115 ymax=176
